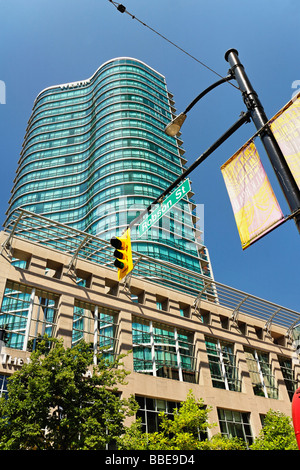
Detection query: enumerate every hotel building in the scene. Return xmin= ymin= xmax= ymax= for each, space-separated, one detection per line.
xmin=5 ymin=58 xmax=213 ymax=286
xmin=0 ymin=59 xmax=299 ymax=446
xmin=0 ymin=214 xmax=299 ymax=445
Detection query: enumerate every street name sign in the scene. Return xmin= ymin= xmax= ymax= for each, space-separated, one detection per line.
xmin=138 ymin=178 xmax=191 ymax=237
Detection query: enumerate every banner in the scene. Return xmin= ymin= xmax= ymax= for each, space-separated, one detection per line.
xmin=221 ymin=141 xmax=284 ymax=249
xmin=270 ymin=92 xmax=300 ymax=189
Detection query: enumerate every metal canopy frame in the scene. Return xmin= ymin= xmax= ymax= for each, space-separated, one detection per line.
xmin=2 ymin=209 xmax=300 ymax=337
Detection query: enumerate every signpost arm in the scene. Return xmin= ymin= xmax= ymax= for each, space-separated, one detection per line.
xmin=128 ymin=111 xmax=250 ymax=233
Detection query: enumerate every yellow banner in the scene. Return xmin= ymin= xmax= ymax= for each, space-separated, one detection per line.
xmin=221 ymin=141 xmax=284 ymax=249
xmin=270 ymin=92 xmax=300 ymax=189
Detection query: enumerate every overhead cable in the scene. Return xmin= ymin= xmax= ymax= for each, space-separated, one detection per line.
xmin=108 ymin=1 xmax=240 ymax=90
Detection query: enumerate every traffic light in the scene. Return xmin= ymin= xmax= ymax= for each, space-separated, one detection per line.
xmin=110 ymin=228 xmax=133 ymax=280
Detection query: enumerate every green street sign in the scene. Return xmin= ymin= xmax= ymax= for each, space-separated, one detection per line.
xmin=138 ymin=179 xmax=191 ymax=237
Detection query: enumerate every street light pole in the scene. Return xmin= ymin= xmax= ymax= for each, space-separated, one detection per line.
xmin=225 ymin=48 xmax=300 ymax=234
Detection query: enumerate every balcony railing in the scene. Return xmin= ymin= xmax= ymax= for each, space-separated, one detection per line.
xmin=3 ymin=209 xmax=300 ymax=337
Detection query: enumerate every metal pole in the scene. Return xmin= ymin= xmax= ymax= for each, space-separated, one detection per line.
xmin=225 ymin=49 xmax=300 ymax=233
xmin=183 ymin=75 xmax=233 ymax=114
xmin=93 ymin=305 xmax=99 ymax=366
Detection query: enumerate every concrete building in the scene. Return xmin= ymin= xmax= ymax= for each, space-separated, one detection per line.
xmin=1 ymin=58 xmax=299 ymax=447
xmin=0 ymin=214 xmax=299 ymax=446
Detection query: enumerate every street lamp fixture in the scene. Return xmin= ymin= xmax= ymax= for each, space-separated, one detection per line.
xmin=165 ymin=112 xmax=187 ymax=137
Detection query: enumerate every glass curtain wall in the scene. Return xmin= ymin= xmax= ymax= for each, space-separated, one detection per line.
xmin=5 ymin=58 xmax=212 ymax=288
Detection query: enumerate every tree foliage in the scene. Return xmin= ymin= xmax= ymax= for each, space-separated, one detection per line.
xmin=1 ymin=339 xmax=297 ymax=451
xmin=118 ymin=393 xmax=298 ymax=451
xmin=249 ymin=409 xmax=298 ymax=450
xmin=0 ymin=338 xmax=137 ymax=450
xmin=117 ymin=390 xmax=246 ymax=450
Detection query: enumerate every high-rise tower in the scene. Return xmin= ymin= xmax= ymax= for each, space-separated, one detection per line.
xmin=5 ymin=58 xmax=213 ymax=284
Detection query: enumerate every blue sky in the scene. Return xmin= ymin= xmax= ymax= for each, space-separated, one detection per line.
xmin=0 ymin=0 xmax=299 ymax=311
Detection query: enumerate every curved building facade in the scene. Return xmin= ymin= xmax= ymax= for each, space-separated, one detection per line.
xmin=5 ymin=58 xmax=212 ymax=280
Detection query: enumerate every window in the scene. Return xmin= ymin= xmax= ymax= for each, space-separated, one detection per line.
xmin=179 ymin=303 xmax=190 ymax=318
xmin=11 ymin=249 xmax=31 ymax=269
xmin=0 ymin=282 xmax=32 ymax=350
xmin=130 ymin=287 xmax=144 ymax=304
xmin=156 ymin=296 xmax=168 ymax=311
xmin=244 ymin=347 xmax=278 ymax=399
xmin=237 ymin=320 xmax=246 ymax=335
xmin=45 ymin=259 xmax=63 ymax=279
xmin=279 ymin=357 xmax=298 ymax=401
xmin=220 ymin=315 xmax=229 ymax=330
xmin=135 ymin=395 xmax=208 ymax=440
xmin=0 ymin=281 xmax=59 ymax=351
xmin=135 ymin=395 xmax=179 ymax=433
xmin=32 ymin=294 xmax=59 ymax=347
xmin=255 ymin=327 xmax=263 ymax=340
xmin=132 ymin=317 xmax=197 ymax=383
xmin=205 ymin=337 xmax=241 ymax=391
xmin=72 ymin=300 xmax=118 ymax=363
xmin=132 ymin=319 xmax=152 ymax=373
xmin=218 ymin=409 xmax=253 ymax=446
xmin=104 ymin=278 xmax=119 ymax=296
xmin=75 ymin=269 xmax=92 ymax=288
xmin=11 ymin=258 xmax=28 ymax=269
xmin=200 ymin=309 xmax=210 ymax=324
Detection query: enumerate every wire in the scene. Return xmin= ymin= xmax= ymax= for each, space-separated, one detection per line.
xmin=108 ymin=1 xmax=240 ymax=90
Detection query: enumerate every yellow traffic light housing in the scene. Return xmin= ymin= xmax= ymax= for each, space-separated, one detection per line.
xmin=110 ymin=228 xmax=133 ymax=280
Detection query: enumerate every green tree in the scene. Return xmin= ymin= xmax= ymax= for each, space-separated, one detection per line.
xmin=118 ymin=390 xmax=246 ymax=450
xmin=250 ymin=409 xmax=298 ymax=450
xmin=0 ymin=338 xmax=137 ymax=450
xmin=198 ymin=434 xmax=247 ymax=450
